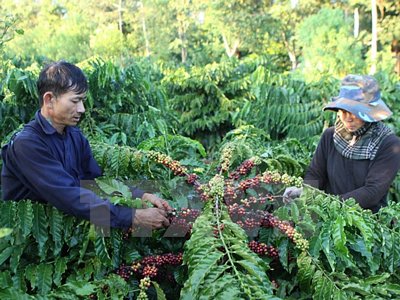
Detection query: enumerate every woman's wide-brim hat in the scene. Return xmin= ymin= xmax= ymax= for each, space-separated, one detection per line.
xmin=323 ymin=74 xmax=393 ymax=122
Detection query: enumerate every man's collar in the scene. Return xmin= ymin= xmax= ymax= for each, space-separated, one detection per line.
xmin=36 ymin=110 xmax=68 ymax=135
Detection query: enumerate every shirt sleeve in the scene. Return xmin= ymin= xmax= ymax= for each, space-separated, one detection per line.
xmin=11 ymin=137 xmax=135 ymax=229
xmin=130 ymin=186 xmax=145 ymax=199
xmin=341 ymin=135 xmax=400 ymax=209
xmin=304 ymin=129 xmax=331 ymax=189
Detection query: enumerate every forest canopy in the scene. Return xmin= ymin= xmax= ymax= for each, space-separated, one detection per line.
xmin=1 ymin=0 xmax=399 ymax=79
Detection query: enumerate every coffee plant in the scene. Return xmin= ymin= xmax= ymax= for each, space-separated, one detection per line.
xmin=0 ymin=140 xmax=400 ymax=299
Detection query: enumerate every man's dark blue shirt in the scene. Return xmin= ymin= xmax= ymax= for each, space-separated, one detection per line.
xmin=1 ymin=111 xmax=140 ymax=228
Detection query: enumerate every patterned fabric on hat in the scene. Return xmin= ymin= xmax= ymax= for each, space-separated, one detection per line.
xmin=339 ymin=74 xmax=381 ymax=103
xmin=333 ymin=117 xmax=393 ymax=160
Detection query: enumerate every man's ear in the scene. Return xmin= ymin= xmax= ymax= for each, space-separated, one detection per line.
xmin=43 ymin=92 xmax=55 ymax=108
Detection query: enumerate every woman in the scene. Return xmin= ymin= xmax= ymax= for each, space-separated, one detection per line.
xmin=284 ymin=75 xmax=400 ymax=212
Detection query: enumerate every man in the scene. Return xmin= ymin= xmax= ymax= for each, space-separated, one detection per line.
xmin=1 ymin=61 xmax=171 ymax=229
xmin=284 ymin=74 xmax=400 ymax=212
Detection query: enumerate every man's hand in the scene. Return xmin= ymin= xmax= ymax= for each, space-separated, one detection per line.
xmin=142 ymin=193 xmax=172 ymax=211
xmin=133 ymin=208 xmax=170 ymax=229
xmin=283 ymin=186 xmax=303 ymax=204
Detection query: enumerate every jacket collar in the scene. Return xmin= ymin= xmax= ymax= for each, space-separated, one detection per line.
xmin=35 ymin=110 xmax=70 ymax=136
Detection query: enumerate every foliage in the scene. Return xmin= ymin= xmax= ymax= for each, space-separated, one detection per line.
xmin=1 ymin=0 xmax=399 ymax=77
xmin=136 ymin=149 xmax=400 ymax=299
xmin=0 ymin=14 xmax=23 ymax=52
xmin=296 ymin=8 xmax=366 ymax=81
xmin=1 ymin=0 xmax=92 ymax=63
xmin=89 ymin=24 xmax=125 ymax=59
xmin=80 ymin=58 xmax=177 ymax=147
xmin=0 ymin=143 xmax=399 ymax=299
xmin=205 ymin=0 xmax=274 ymax=58
xmin=161 ymin=56 xmax=275 ymax=150
xmin=236 ymin=66 xmax=338 ymax=140
xmin=0 ymin=200 xmax=132 ymax=298
xmin=215 ymin=128 xmax=315 ymax=179
xmin=273 ymin=187 xmax=400 ymax=299
xmin=90 ymin=136 xmax=207 ymax=180
xmin=181 ymin=200 xmax=276 ymax=300
xmin=0 ymin=66 xmax=38 ymax=142
xmin=0 ymin=178 xmax=188 ymax=299
xmin=374 ymin=71 xmax=400 ymax=135
xmin=137 ymin=134 xmax=207 ymax=161
xmin=267 ymin=0 xmax=318 ymax=71
xmin=216 ymin=125 xmax=271 ymax=168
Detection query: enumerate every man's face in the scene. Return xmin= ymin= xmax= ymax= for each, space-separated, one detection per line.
xmin=50 ymin=90 xmax=86 ymax=128
xmin=338 ymin=109 xmax=365 ymax=132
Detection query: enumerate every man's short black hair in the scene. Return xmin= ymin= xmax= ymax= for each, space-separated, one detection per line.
xmin=37 ymin=61 xmax=88 ymax=107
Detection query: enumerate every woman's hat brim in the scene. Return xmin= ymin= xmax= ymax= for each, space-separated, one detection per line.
xmin=323 ymin=97 xmax=393 ymax=122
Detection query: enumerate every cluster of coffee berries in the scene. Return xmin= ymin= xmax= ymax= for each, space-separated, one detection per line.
xmin=223 ymin=179 xmax=237 ymax=204
xmin=147 ymin=151 xmax=187 ymax=176
xmin=207 ymin=174 xmax=225 ymax=199
xmin=147 ymin=150 xmax=309 ymax=253
xmin=142 ymin=265 xmax=158 ymax=278
xmin=292 ymin=231 xmax=309 ymax=252
xmin=229 ymin=159 xmax=256 ymax=180
xmin=140 ymin=252 xmax=183 ymax=268
xmin=262 ymin=213 xmax=294 ymax=237
xmin=168 ymin=208 xmax=200 ymax=232
xmin=260 ymin=171 xmax=303 ymax=187
xmin=228 ymin=208 xmax=264 ymax=231
xmin=260 ymin=171 xmax=282 ymax=184
xmin=213 ymin=223 xmax=225 ymax=237
xmin=186 ymin=173 xmax=199 ymax=185
xmin=131 ymin=262 xmax=141 ymax=272
xmin=193 ymin=184 xmax=213 ymax=201
xmin=277 ymin=221 xmax=295 ymax=239
xmin=219 ymin=146 xmax=234 ymax=173
xmin=123 ymin=227 xmax=134 ymax=240
xmin=228 ymin=203 xmax=247 ymax=218
xmin=261 ymin=212 xmax=308 ymax=251
xmin=225 ymin=181 xmax=271 ymax=206
xmin=238 ymin=176 xmax=260 ymax=191
xmin=176 ymin=207 xmax=201 ymax=220
xmin=242 ymin=216 xmax=263 ymax=231
xmin=180 ymin=207 xmax=200 ymax=217
xmin=248 ymin=241 xmax=279 ymax=258
xmin=271 ymin=279 xmax=279 ymax=289
xmin=240 ymin=196 xmax=266 ymax=208
xmin=115 ymin=253 xmax=183 ymax=283
xmin=261 ymin=213 xmax=275 ymax=228
xmin=137 ymin=290 xmax=148 ymax=300
xmin=115 ymin=264 xmax=133 ymax=281
xmin=280 ymin=173 xmax=293 ymax=185
xmin=139 ymin=276 xmax=151 ymax=289
xmin=130 ymin=253 xmax=183 ymax=280
xmin=137 ymin=277 xmax=151 ymax=300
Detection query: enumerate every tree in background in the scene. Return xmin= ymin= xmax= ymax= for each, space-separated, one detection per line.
xmin=268 ymin=0 xmax=325 ymax=71
xmin=205 ymin=0 xmax=274 ymax=59
xmin=0 ymin=14 xmax=23 ymax=74
xmin=1 ymin=0 xmax=93 ymax=63
xmin=296 ymin=8 xmax=366 ymax=81
xmin=0 ymin=0 xmax=398 ymax=78
xmin=346 ymin=0 xmax=400 ymax=75
xmin=372 ymin=0 xmax=400 ymax=75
